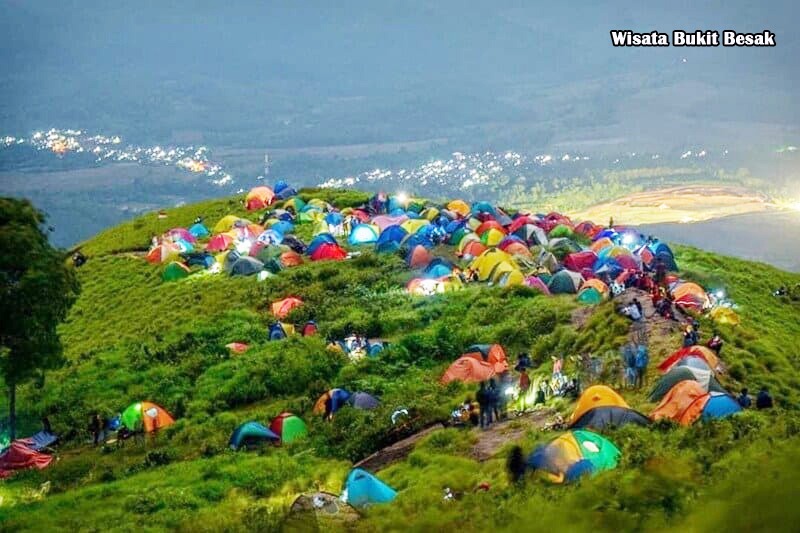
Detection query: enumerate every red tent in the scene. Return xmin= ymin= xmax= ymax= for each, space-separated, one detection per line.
xmin=0 ymin=442 xmax=53 ymax=478
xmin=310 ymin=243 xmax=347 ymax=261
xmin=475 ymin=220 xmax=506 ymax=237
xmin=508 ymin=216 xmax=540 ymax=233
xmin=564 ymin=251 xmax=598 ymax=272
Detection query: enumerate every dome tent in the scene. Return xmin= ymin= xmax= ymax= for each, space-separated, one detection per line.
xmin=229 ymin=421 xmax=279 ymax=450
xmin=341 ymin=468 xmax=397 ymax=507
xmin=121 ymin=402 xmax=175 ymax=433
xmin=269 ymin=412 xmax=308 ymax=444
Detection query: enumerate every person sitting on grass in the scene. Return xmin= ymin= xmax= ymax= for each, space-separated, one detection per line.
xmin=737 ymin=388 xmax=752 ymax=408
xmin=756 ymin=387 xmax=774 ymax=409
xmin=707 ymin=331 xmax=724 ymax=355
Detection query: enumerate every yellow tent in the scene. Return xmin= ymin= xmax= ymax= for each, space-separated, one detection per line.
xmin=400 ymin=219 xmax=430 ymax=234
xmin=457 ymin=232 xmax=481 ymax=252
xmin=213 ymin=215 xmax=251 ymax=234
xmin=481 ymin=228 xmax=505 ymax=247
xmin=469 ymin=249 xmax=514 ymax=281
xmin=710 ymin=307 xmax=740 ymax=326
xmin=447 ymin=200 xmax=470 ymax=217
xmin=569 ymin=385 xmax=629 ymax=424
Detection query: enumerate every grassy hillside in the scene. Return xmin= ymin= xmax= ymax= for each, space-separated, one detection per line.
xmin=2 ymin=189 xmax=799 ymax=532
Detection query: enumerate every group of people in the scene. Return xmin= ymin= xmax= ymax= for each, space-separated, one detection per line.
xmin=737 ymin=387 xmax=773 ymax=409
xmin=621 ymin=342 xmax=649 ymax=389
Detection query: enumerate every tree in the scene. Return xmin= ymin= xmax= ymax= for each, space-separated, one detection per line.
xmin=0 ymin=198 xmax=79 ymax=439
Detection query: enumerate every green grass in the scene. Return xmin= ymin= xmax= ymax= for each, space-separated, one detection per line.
xmin=2 ymin=188 xmax=800 ymax=531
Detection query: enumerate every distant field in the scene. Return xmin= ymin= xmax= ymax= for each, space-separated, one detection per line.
xmin=571 ymin=185 xmax=772 ymax=225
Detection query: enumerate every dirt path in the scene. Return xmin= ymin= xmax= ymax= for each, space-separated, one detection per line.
xmin=355 ymin=424 xmax=445 ymax=472
xmin=469 ymin=408 xmax=555 ymax=461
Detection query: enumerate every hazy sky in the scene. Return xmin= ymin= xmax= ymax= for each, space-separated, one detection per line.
xmin=1 ymin=1 xmax=798 ymax=148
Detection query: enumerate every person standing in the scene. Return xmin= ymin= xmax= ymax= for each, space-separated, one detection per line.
xmin=634 ymin=344 xmax=649 ymax=389
xmin=476 ymin=382 xmax=490 ymax=428
xmin=518 ymin=369 xmax=531 ymax=413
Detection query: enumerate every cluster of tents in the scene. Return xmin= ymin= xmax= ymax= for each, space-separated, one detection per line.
xmin=146 ymin=188 xmax=735 ymax=327
xmin=650 ymin=345 xmax=742 ymax=425
xmin=525 ymin=374 xmax=742 ymax=483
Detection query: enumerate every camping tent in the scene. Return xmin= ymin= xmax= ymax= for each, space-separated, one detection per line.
xmin=162 ymin=261 xmax=191 ymax=282
xmin=651 ymin=381 xmax=741 ymax=426
xmin=270 ymin=412 xmax=308 ymax=444
xmin=188 ymin=223 xmax=210 ymax=238
xmin=440 ymin=356 xmax=496 ymax=384
xmin=342 ymin=468 xmax=397 ymax=507
xmin=462 ymin=344 xmax=509 ymax=373
xmin=349 ymin=392 xmax=380 ymax=410
xmin=310 ymin=243 xmax=347 ymax=261
xmin=0 ymin=442 xmax=53 ymax=478
xmin=121 ymin=402 xmax=175 ymax=433
xmin=658 ymin=346 xmax=720 ymax=373
xmin=569 ymin=386 xmax=631 ymax=425
xmin=648 ymin=366 xmax=726 ymax=402
xmin=272 ymin=297 xmax=303 ymax=319
xmin=527 ymin=430 xmax=620 ymax=484
xmin=348 ymin=224 xmax=380 ymax=245
xmin=229 ymin=421 xmax=279 ymax=450
xmin=710 ymin=307 xmax=740 ymax=326
xmin=229 ymin=256 xmax=264 ymax=277
xmin=146 ymin=242 xmax=181 ymax=264
xmin=206 ymin=234 xmax=234 ymax=252
xmin=548 ymin=270 xmax=584 ymax=294
xmin=313 ymin=389 xmax=352 ymax=416
xmin=246 ymin=186 xmax=276 ymax=210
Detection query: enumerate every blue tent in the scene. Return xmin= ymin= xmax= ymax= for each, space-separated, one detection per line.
xmin=269 ymin=323 xmax=287 ymax=341
xmin=349 ymin=392 xmax=380 ymax=410
xmin=307 ymin=233 xmax=337 ymax=254
xmin=184 ymin=252 xmax=215 ymax=269
xmin=702 ymin=393 xmax=742 ymax=420
xmin=270 ymin=220 xmax=294 ymax=235
xmin=257 ymin=229 xmax=284 ymax=245
xmin=188 ymin=223 xmax=210 ymax=238
xmin=342 ymin=468 xmax=397 ymax=507
xmin=403 ymin=234 xmax=434 ymax=250
xmin=348 ymin=224 xmax=379 ymax=245
xmin=375 ymin=225 xmax=407 ymax=253
xmin=424 ymin=258 xmax=455 ymax=279
xmin=325 ymin=212 xmax=344 ymax=226
xmin=471 ymin=201 xmax=495 ymax=215
xmin=229 ymin=421 xmax=279 ymax=450
xmin=593 ymin=229 xmax=619 ymax=242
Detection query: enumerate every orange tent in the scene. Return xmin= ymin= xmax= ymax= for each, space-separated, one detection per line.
xmin=569 ymin=385 xmax=629 ymax=424
xmin=475 ymin=220 xmax=506 ymax=237
xmin=408 ymin=245 xmax=433 ymax=269
xmin=146 ymin=242 xmax=180 ymax=264
xmin=580 ymin=278 xmax=610 ymax=297
xmin=462 ymin=344 xmax=509 ymax=373
xmin=591 ymin=237 xmax=615 ymax=254
xmin=279 ymin=251 xmax=304 ymax=268
xmin=658 ymin=346 xmax=720 ymax=373
xmin=650 ymin=380 xmax=709 ymax=426
xmin=272 ymin=297 xmax=304 ymax=319
xmin=245 ymin=186 xmax=276 ymax=210
xmin=440 ymin=357 xmax=496 ymax=384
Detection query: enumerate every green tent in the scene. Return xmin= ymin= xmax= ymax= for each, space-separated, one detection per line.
xmin=577 ymin=287 xmax=604 ymax=305
xmin=270 ymin=412 xmax=308 ymax=444
xmin=162 ymin=261 xmax=190 ymax=282
xmin=548 ymin=224 xmax=575 ymax=239
xmin=571 ymin=429 xmax=620 ymax=471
